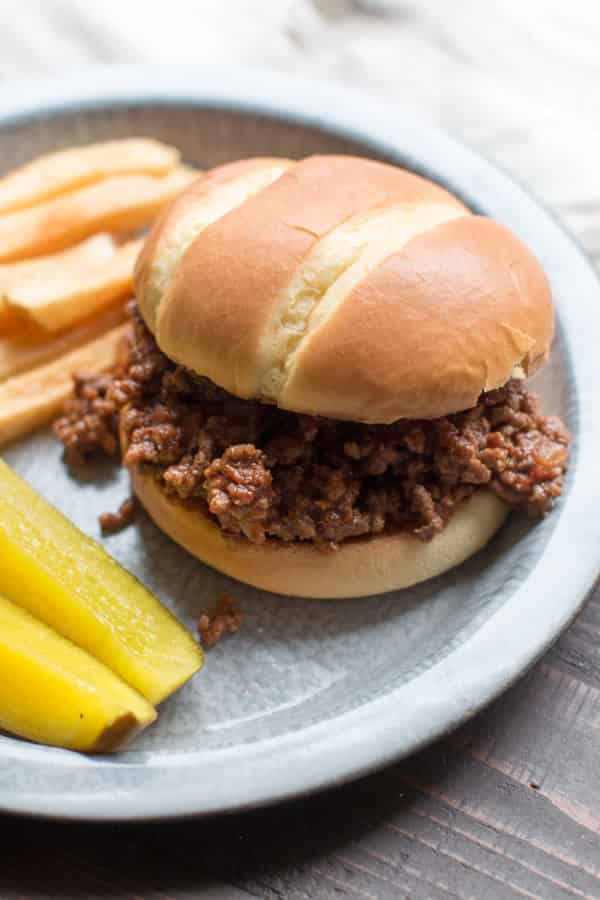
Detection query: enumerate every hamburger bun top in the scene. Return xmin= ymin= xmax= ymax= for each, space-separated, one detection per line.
xmin=135 ymin=155 xmax=554 ymax=423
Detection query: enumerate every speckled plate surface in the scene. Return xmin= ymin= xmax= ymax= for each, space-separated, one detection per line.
xmin=2 ymin=66 xmax=600 ymax=822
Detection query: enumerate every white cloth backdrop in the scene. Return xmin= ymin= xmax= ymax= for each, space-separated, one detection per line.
xmin=1 ymin=0 xmax=598 ymax=260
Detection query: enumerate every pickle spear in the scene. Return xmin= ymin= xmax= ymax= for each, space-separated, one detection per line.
xmin=0 ymin=460 xmax=203 ymax=705
xmin=0 ymin=593 xmax=156 ymax=752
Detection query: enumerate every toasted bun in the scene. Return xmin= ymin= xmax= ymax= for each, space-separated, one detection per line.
xmin=135 ymin=154 xmax=554 ymax=423
xmin=129 ymin=462 xmax=508 ymax=599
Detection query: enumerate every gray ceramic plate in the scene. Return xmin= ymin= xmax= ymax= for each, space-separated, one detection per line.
xmin=1 ymin=66 xmax=600 ymax=822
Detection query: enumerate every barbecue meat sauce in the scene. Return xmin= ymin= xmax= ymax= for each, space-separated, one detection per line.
xmin=55 ymin=305 xmax=570 ymax=550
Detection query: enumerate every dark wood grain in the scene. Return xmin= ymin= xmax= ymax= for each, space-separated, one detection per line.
xmin=2 ymin=585 xmax=599 ymax=900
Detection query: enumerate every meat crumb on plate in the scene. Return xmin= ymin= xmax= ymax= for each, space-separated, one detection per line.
xmin=99 ymin=494 xmax=138 ymax=535
xmin=198 ymin=594 xmax=243 ymax=648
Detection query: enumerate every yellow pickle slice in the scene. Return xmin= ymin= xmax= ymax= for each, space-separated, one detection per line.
xmin=0 ymin=459 xmax=203 ymax=705
xmin=0 ymin=593 xmax=156 ymax=753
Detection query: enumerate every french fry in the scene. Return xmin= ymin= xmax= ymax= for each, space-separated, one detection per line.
xmin=0 ymin=139 xmax=180 ymax=215
xmin=5 ymin=239 xmax=142 ymax=332
xmin=0 ymin=302 xmax=127 ymax=381
xmin=0 ymin=298 xmax=19 ymax=333
xmin=0 ymin=233 xmax=116 ymax=332
xmin=0 ymin=323 xmax=128 ymax=447
xmin=0 ymin=167 xmax=197 ymax=262
xmin=0 ymin=232 xmax=116 ymax=281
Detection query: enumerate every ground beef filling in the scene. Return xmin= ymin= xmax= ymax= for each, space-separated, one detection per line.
xmin=54 ymin=305 xmax=570 ymax=549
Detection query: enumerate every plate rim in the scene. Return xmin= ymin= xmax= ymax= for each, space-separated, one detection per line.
xmin=1 ymin=64 xmax=599 ymax=822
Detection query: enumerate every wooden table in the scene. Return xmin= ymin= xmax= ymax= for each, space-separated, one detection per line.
xmin=2 ymin=2 xmax=600 ymax=897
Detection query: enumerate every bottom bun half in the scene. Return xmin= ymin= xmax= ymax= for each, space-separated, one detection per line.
xmin=129 ymin=465 xmax=509 ymax=599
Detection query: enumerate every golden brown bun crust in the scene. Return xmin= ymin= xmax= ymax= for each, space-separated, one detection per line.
xmin=135 ymin=154 xmax=554 ymax=422
xmin=129 ymin=463 xmax=509 ymax=598
xmin=285 ymin=216 xmax=554 ymax=420
xmin=135 ymin=158 xmax=279 ymax=328
xmin=134 ymin=157 xmax=293 ymax=331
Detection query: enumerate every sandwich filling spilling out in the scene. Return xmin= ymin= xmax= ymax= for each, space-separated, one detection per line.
xmin=55 ymin=304 xmax=570 ymax=551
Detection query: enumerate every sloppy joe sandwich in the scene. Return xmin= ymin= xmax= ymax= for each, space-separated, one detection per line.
xmin=56 ymin=155 xmax=570 ymax=598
